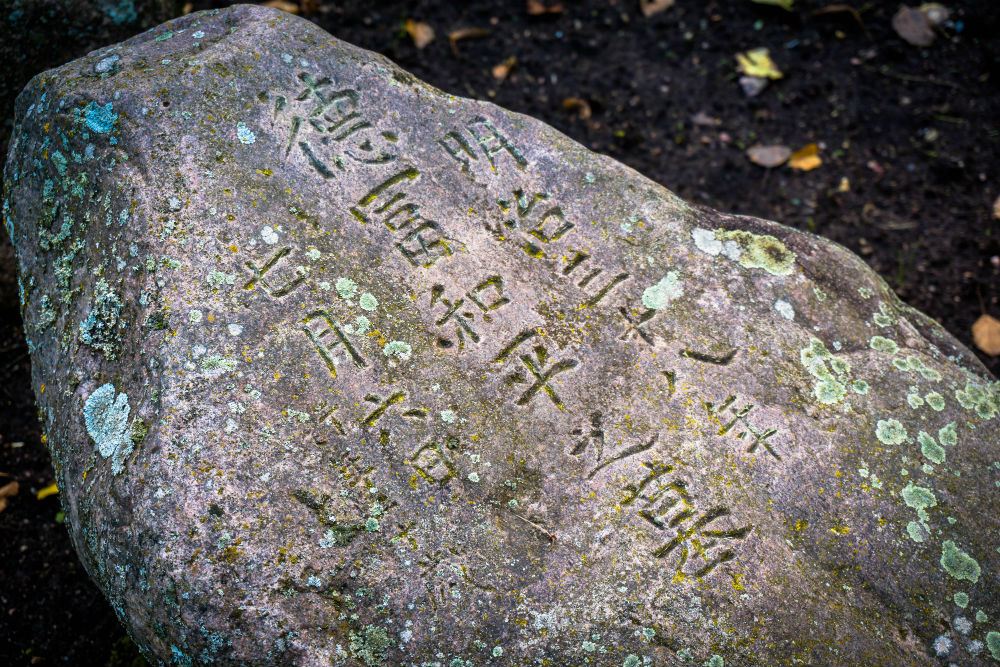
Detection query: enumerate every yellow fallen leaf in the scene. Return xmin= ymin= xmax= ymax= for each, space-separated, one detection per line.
xmin=972 ymin=314 xmax=1000 ymax=356
xmin=0 ymin=480 xmax=18 ymax=514
xmin=747 ymin=144 xmax=792 ymax=168
xmin=752 ymin=0 xmax=795 ymax=10
xmin=37 ymin=482 xmax=59 ymax=501
xmin=992 ymin=194 xmax=1000 ymax=219
xmin=262 ymin=0 xmax=299 ymax=15
xmin=640 ymin=0 xmax=675 ymax=17
xmin=527 ymin=0 xmax=563 ymax=14
xmin=837 ymin=176 xmax=850 ymax=192
xmin=788 ymin=143 xmax=822 ymax=171
xmin=448 ymin=28 xmax=489 ymax=56
xmin=562 ymin=97 xmax=592 ymax=120
xmin=736 ymin=48 xmax=783 ymax=79
xmin=492 ymin=56 xmax=516 ymax=81
xmin=405 ymin=19 xmax=435 ymax=49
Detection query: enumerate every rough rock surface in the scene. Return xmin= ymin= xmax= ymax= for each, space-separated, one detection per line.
xmin=4 ymin=5 xmax=1000 ymax=666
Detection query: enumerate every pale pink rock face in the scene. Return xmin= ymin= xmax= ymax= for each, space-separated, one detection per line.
xmin=4 ymin=5 xmax=999 ymax=666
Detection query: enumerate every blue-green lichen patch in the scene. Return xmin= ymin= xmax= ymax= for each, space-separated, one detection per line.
xmin=84 ymin=383 xmax=134 ymax=475
xmin=201 ymin=355 xmax=237 ymax=372
xmin=84 ymin=102 xmax=117 ymax=134
xmin=348 ymin=625 xmax=391 ymax=666
xmin=901 ymin=483 xmax=936 ymax=512
xmin=799 ymin=337 xmax=850 ymax=404
xmin=875 ymin=419 xmax=907 ymax=445
xmin=986 ymin=631 xmax=1000 ymax=659
xmin=336 ymin=277 xmax=358 ymax=299
xmin=954 ymin=591 xmax=970 ymax=608
xmin=893 ymin=355 xmax=943 ymax=382
xmin=925 ymin=391 xmax=945 ymax=411
xmin=236 ymin=122 xmax=256 ymax=145
xmin=714 ymin=229 xmax=797 ymax=276
xmin=641 ymin=272 xmax=684 ymax=309
xmin=869 ymin=335 xmax=899 ymax=355
xmin=852 ymin=380 xmax=869 ymax=395
xmin=359 ymin=292 xmax=378 ymax=311
xmin=78 ymin=278 xmax=123 ymax=359
xmin=940 ymin=540 xmax=981 ymax=583
xmin=872 ymin=302 xmax=896 ymax=328
xmin=907 ymin=521 xmax=928 ymax=543
xmin=918 ymin=431 xmax=946 ymax=464
xmin=955 ymin=379 xmax=1000 ymax=420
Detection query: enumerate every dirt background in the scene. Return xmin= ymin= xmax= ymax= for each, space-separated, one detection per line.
xmin=1 ymin=1 xmax=998 ymax=664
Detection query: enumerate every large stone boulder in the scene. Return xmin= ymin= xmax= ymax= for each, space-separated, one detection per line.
xmin=4 ymin=5 xmax=999 ymax=665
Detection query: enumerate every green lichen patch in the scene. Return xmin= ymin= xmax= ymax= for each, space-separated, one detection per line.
xmin=987 ymin=631 xmax=1000 ymax=660
xmin=79 ymin=278 xmax=123 ymax=359
xmin=382 ymin=340 xmax=412 ymax=362
xmin=799 ymin=337 xmax=850 ymax=405
xmin=925 ymin=392 xmax=945 ymax=411
xmin=715 ymin=229 xmax=796 ymax=276
xmin=852 ymin=379 xmax=869 ymax=395
xmin=938 ymin=422 xmax=958 ymax=447
xmin=869 ymin=335 xmax=898 ymax=355
xmin=359 ymin=292 xmax=378 ymax=311
xmin=906 ymin=520 xmax=927 ymax=543
xmin=83 ymin=383 xmax=134 ymax=475
xmin=901 ymin=482 xmax=936 ymax=511
xmin=940 ymin=540 xmax=981 ymax=583
xmin=336 ymin=277 xmax=358 ymax=299
xmin=955 ymin=379 xmax=1000 ymax=420
xmin=875 ymin=419 xmax=907 ymax=446
xmin=954 ymin=591 xmax=969 ymax=608
xmin=641 ymin=271 xmax=684 ymax=309
xmin=349 ymin=625 xmax=391 ymax=666
xmin=918 ymin=431 xmax=945 ymax=464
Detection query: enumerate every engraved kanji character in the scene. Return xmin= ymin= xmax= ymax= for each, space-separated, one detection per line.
xmin=302 ymin=309 xmax=367 ymax=378
xmin=430 ymin=285 xmax=480 ymax=349
xmin=705 ymin=395 xmax=780 ymax=460
xmin=244 ymin=247 xmax=306 ymax=298
xmin=395 ymin=221 xmax=453 ymax=268
xmin=652 ymin=505 xmax=753 ymax=579
xmin=409 ymin=437 xmax=462 ymax=485
xmin=493 ymin=331 xmax=579 ymax=409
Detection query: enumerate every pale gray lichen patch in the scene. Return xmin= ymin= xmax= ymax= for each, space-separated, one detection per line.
xmin=938 ymin=422 xmax=958 ymax=446
xmin=359 ymin=293 xmax=378 ymax=311
xmin=714 ymin=229 xmax=796 ymax=276
xmin=236 ymin=122 xmax=256 ymax=145
xmin=83 ymin=383 xmax=134 ymax=475
xmin=773 ymin=299 xmax=794 ymax=321
xmin=918 ymin=431 xmax=946 ymax=464
xmin=78 ymin=278 xmax=123 ymax=360
xmin=382 ymin=341 xmax=412 ymax=361
xmin=691 ymin=227 xmax=740 ymax=260
xmin=901 ymin=482 xmax=936 ymax=511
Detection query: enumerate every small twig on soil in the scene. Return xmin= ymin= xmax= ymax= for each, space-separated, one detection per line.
xmin=866 ymin=66 xmax=963 ymax=91
xmin=509 ymin=510 xmax=556 ymax=547
xmin=811 ymin=4 xmax=872 ymax=41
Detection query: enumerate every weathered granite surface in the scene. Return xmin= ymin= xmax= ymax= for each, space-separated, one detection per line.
xmin=4 ymin=5 xmax=1000 ymax=665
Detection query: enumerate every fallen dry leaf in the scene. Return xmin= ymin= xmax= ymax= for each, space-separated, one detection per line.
xmin=892 ymin=6 xmax=934 ymax=46
xmin=837 ymin=176 xmax=851 ymax=192
xmin=920 ymin=3 xmax=949 ymax=25
xmin=405 ymin=19 xmax=435 ymax=49
xmin=0 ymin=480 xmax=18 ymax=514
xmin=736 ymin=48 xmax=783 ymax=80
xmin=747 ymin=144 xmax=792 ymax=168
xmin=640 ymin=0 xmax=675 ymax=18
xmin=788 ymin=143 xmax=822 ymax=171
xmin=527 ymin=0 xmax=563 ymax=15
xmin=972 ymin=314 xmax=1000 ymax=356
xmin=992 ymin=194 xmax=1000 ymax=219
xmin=37 ymin=481 xmax=59 ymax=501
xmin=448 ymin=28 xmax=490 ymax=56
xmin=492 ymin=56 xmax=517 ymax=81
xmin=262 ymin=0 xmax=300 ymax=15
xmin=691 ymin=111 xmax=722 ymax=127
xmin=562 ymin=97 xmax=592 ymax=120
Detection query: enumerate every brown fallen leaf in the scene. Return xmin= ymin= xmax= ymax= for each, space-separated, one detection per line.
xmin=527 ymin=0 xmax=563 ymax=15
xmin=492 ymin=56 xmax=517 ymax=81
xmin=788 ymin=143 xmax=822 ymax=171
xmin=0 ymin=480 xmax=18 ymax=514
xmin=972 ymin=314 xmax=1000 ymax=356
xmin=262 ymin=0 xmax=300 ymax=15
xmin=448 ymin=28 xmax=490 ymax=56
xmin=992 ymin=194 xmax=1000 ymax=219
xmin=405 ymin=19 xmax=435 ymax=49
xmin=640 ymin=0 xmax=676 ymax=18
xmin=892 ymin=6 xmax=934 ymax=46
xmin=562 ymin=97 xmax=592 ymax=120
xmin=747 ymin=144 xmax=792 ymax=168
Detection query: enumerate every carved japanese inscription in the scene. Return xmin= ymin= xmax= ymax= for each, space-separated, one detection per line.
xmin=8 ymin=6 xmax=999 ymax=667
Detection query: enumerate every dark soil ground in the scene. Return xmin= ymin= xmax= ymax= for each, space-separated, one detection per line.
xmin=1 ymin=1 xmax=998 ymax=664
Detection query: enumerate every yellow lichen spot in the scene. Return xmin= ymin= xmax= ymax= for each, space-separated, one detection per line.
xmin=43 ymin=122 xmax=50 ymax=132
xmin=40 ymin=383 xmax=45 ymax=394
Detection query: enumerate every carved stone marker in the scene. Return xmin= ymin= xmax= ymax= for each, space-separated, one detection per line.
xmin=4 ymin=5 xmax=1000 ymax=666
